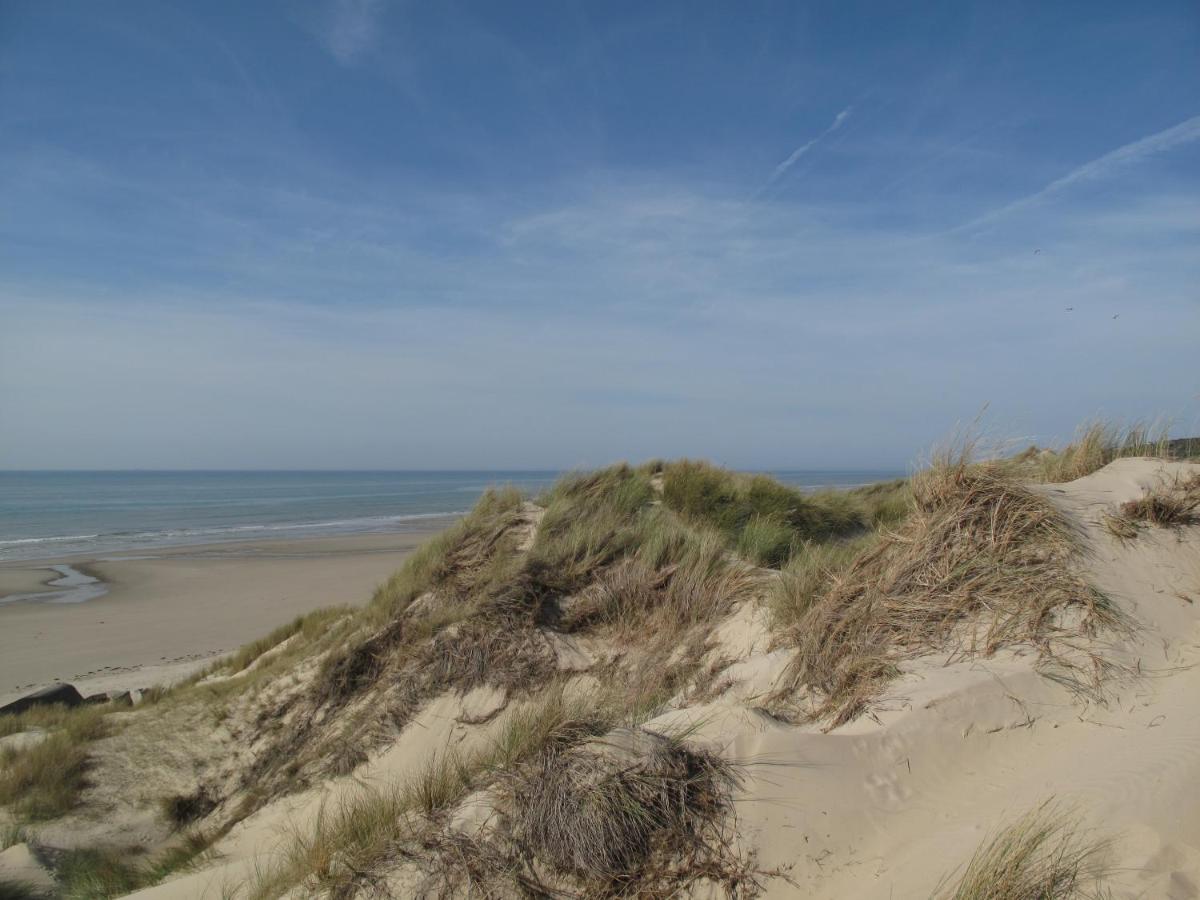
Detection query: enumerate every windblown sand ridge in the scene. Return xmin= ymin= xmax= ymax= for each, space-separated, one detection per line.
xmin=2 ymin=445 xmax=1199 ymax=899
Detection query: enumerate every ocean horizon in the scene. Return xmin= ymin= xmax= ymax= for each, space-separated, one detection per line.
xmin=0 ymin=468 xmax=906 ymax=562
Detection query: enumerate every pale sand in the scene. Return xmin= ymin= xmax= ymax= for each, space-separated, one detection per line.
xmin=679 ymin=457 xmax=1200 ymax=899
xmin=0 ymin=566 xmax=60 ymax=597
xmin=0 ymin=531 xmax=441 ymax=707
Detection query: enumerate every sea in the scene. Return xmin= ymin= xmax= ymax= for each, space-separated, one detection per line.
xmin=0 ymin=469 xmax=905 ymax=563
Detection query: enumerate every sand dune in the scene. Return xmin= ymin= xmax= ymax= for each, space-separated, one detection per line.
xmin=3 ymin=455 xmax=1199 ymax=898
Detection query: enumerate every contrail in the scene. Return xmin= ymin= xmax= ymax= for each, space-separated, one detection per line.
xmin=763 ymin=106 xmax=853 ymax=189
xmin=960 ymin=113 xmax=1200 ymax=231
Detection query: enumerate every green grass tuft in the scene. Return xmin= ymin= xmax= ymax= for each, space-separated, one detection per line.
xmin=736 ymin=515 xmax=796 ymax=567
xmin=0 ymin=706 xmax=108 ymax=822
xmin=935 ymin=802 xmax=1109 ymax=899
xmin=660 ymin=460 xmax=874 ymax=568
xmin=56 ymin=832 xmax=214 ymax=899
xmin=0 ymin=879 xmax=49 ymax=900
xmin=768 ymin=535 xmax=879 ymax=630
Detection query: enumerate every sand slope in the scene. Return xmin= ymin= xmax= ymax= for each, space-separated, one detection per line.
xmin=650 ymin=458 xmax=1200 ymax=898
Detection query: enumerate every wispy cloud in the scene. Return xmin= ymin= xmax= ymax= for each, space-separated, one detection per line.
xmin=324 ymin=0 xmax=385 ymax=65
xmin=4 ymin=167 xmax=1197 ymax=468
xmin=961 ymin=113 xmax=1200 ymax=231
xmin=761 ymin=106 xmax=852 ymax=192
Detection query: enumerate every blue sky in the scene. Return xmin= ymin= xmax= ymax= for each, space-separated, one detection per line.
xmin=1 ymin=1 xmax=1197 ymax=469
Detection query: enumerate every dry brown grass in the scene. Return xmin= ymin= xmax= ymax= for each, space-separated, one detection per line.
xmin=1101 ymin=512 xmax=1140 ymax=542
xmin=1117 ymin=471 xmax=1200 ymax=528
xmin=360 ymin=486 xmax=531 ymax=628
xmin=553 ymin=503 xmax=763 ymax=641
xmin=238 ymin=481 xmax=651 ymax=806
xmin=1026 ymin=421 xmax=1171 ymax=484
xmin=242 ymin=685 xmax=617 ymax=899
xmin=507 ymin=727 xmax=742 ymax=892
xmin=768 ymin=535 xmax=880 ymax=631
xmin=777 ymin=449 xmax=1122 ymax=726
xmin=934 ymin=802 xmax=1109 ymax=899
xmin=314 ymin=486 xmax=530 ymax=709
xmin=406 ymin=716 xmax=759 ymax=899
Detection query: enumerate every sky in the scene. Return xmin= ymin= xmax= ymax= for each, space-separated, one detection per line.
xmin=1 ymin=1 xmax=1198 ymax=470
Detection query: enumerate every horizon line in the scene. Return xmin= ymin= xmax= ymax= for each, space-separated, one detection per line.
xmin=0 ymin=465 xmax=910 ymax=474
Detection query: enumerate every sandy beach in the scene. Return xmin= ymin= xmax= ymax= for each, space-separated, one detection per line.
xmin=0 ymin=530 xmax=442 ymax=707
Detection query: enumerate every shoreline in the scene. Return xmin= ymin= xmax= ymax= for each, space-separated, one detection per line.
xmin=0 ymin=562 xmax=110 ymax=606
xmin=0 ymin=528 xmax=447 ymax=707
xmin=0 ymin=511 xmax=465 ymax=567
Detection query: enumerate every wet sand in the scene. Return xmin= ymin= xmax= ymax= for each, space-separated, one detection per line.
xmin=0 ymin=530 xmax=442 ymax=706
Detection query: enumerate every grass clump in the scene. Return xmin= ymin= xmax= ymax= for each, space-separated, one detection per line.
xmin=508 ymin=726 xmax=741 ymax=891
xmin=0 ymin=706 xmax=108 ymax=821
xmin=660 ymin=461 xmax=866 ymax=566
xmin=527 ymin=465 xmax=656 ymax=595
xmin=160 ymin=787 xmax=217 ymax=830
xmin=220 ymin=607 xmax=349 ymax=676
xmin=935 ymin=802 xmax=1108 ymax=899
xmin=851 ymin=477 xmax=912 ymax=527
xmin=1117 ymin=471 xmax=1200 ymax=528
xmin=0 ymin=703 xmax=93 ymax=740
xmin=1101 ymin=512 xmax=1140 ymax=541
xmin=364 ymin=485 xmax=529 ymax=626
xmin=55 ymin=833 xmax=214 ymax=899
xmin=0 ymin=880 xmax=49 ymax=900
xmin=556 ymin=506 xmax=761 ymax=638
xmin=315 ymin=487 xmax=529 ymax=707
xmin=1028 ymin=421 xmax=1171 ymax=483
xmin=778 ymin=448 xmax=1122 ymax=726
xmin=768 ymin=535 xmax=879 ymax=630
xmin=736 ymin=515 xmax=797 ymax=567
xmin=1 ymin=823 xmax=23 ymax=851
xmin=651 ymin=527 xmax=760 ymax=628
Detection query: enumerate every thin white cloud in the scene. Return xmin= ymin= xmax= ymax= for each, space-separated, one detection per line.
xmin=763 ymin=106 xmax=853 ymax=190
xmin=4 ymin=176 xmax=1197 ymax=468
xmin=962 ymin=113 xmax=1200 ymax=231
xmin=325 ymin=0 xmax=385 ymax=65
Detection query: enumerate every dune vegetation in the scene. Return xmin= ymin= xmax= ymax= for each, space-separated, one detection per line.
xmin=1 ymin=421 xmax=1198 ymax=898
xmin=934 ymin=802 xmax=1109 ymax=900
xmin=774 ymin=446 xmax=1126 ymax=725
xmin=0 ymin=707 xmax=108 ymax=823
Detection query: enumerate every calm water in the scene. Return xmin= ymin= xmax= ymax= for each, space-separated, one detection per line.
xmin=0 ymin=469 xmax=903 ymax=562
